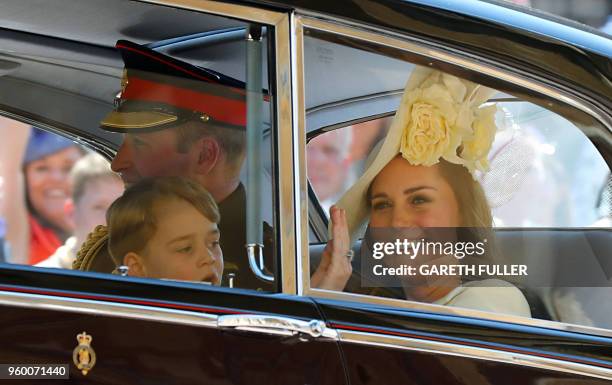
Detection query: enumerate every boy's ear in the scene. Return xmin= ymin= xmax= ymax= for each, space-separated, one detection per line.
xmin=123 ymin=252 xmax=146 ymax=278
xmin=193 ymin=137 xmax=220 ymax=175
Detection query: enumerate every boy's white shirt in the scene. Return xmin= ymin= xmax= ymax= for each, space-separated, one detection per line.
xmin=36 ymin=236 xmax=78 ymax=269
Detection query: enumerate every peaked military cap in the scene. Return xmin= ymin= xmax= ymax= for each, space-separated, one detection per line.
xmin=100 ymin=40 xmax=250 ymax=133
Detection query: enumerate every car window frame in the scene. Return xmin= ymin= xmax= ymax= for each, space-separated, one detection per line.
xmin=0 ymin=0 xmax=297 ymax=295
xmin=293 ymin=13 xmax=612 ymax=338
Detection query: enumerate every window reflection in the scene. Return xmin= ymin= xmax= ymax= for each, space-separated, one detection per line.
xmin=0 ymin=118 xmax=123 ymax=267
xmin=304 ymin=30 xmax=611 ymax=328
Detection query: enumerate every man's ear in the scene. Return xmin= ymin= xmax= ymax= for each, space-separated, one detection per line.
xmin=193 ymin=137 xmax=220 ymax=175
xmin=123 ymin=252 xmax=147 ymax=277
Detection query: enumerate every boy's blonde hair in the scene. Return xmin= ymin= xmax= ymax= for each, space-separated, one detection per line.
xmin=71 ymin=152 xmax=121 ymax=203
xmin=106 ymin=176 xmax=219 ymax=266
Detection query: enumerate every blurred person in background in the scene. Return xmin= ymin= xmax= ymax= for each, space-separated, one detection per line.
xmin=23 ymin=128 xmax=83 ymax=264
xmin=307 ymin=128 xmax=353 ymax=212
xmin=0 ymin=117 xmax=30 ymax=263
xmin=37 ymin=153 xmax=123 ymax=269
xmin=349 ymin=118 xmax=391 ymax=175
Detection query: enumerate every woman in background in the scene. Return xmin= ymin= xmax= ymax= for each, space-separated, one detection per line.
xmin=23 ymin=128 xmax=82 ymax=264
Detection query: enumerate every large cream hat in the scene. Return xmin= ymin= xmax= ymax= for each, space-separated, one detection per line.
xmin=333 ymin=67 xmax=498 ymax=244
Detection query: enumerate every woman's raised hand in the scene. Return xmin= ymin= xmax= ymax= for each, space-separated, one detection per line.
xmin=311 ymin=205 xmax=353 ymax=291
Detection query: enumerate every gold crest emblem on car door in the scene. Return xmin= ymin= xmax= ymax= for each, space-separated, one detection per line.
xmin=72 ymin=332 xmax=96 ymax=375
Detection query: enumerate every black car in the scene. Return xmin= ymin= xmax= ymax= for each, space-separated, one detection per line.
xmin=0 ymin=0 xmax=611 ymax=383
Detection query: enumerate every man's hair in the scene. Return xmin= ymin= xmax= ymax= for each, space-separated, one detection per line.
xmin=175 ymin=120 xmax=246 ymax=171
xmin=71 ymin=152 xmax=121 ymax=203
xmin=106 ymin=176 xmax=220 ymax=265
xmin=310 ymin=128 xmax=353 ymax=160
xmin=331 ymin=127 xmax=353 ymax=159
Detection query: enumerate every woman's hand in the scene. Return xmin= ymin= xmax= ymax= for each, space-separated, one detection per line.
xmin=311 ymin=206 xmax=353 ymax=291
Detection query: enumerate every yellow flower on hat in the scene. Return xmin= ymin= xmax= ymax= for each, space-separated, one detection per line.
xmin=460 ymin=104 xmax=498 ymax=173
xmin=399 ymin=74 xmax=473 ymax=167
xmin=397 ymin=71 xmax=498 ymax=175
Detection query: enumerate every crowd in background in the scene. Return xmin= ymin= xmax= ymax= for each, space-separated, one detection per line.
xmin=0 ymin=116 xmax=123 ymax=267
xmin=307 ymin=111 xmax=611 ymax=228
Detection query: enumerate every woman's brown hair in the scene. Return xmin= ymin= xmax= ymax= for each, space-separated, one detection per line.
xmin=436 ymin=159 xmax=499 ymax=269
xmin=436 ymin=159 xmax=492 ymax=228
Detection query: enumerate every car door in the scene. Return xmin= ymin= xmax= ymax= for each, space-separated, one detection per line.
xmin=295 ymin=6 xmax=612 ymax=384
xmin=0 ymin=1 xmax=347 ymax=383
xmin=313 ymin=297 xmax=612 ymax=385
xmin=0 ymin=267 xmax=346 ymax=384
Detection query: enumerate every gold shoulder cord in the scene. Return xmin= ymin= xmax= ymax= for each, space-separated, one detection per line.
xmin=72 ymin=225 xmax=109 ymax=271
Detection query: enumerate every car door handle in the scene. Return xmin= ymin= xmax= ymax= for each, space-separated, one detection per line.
xmin=217 ymin=314 xmax=338 ymax=340
xmin=246 ymin=244 xmax=274 ymax=282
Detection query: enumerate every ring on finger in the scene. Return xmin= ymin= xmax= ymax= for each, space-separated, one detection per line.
xmin=346 ymin=250 xmax=354 ymax=262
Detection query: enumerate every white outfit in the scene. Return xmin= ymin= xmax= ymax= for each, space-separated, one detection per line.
xmin=434 ymin=279 xmax=531 ymax=318
xmin=36 ymin=236 xmax=78 ymax=269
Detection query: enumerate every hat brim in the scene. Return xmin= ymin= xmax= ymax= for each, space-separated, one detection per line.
xmin=100 ymin=110 xmax=178 ymax=133
xmin=333 ymin=119 xmax=402 ymax=245
xmin=332 ymin=68 xmax=439 ymax=244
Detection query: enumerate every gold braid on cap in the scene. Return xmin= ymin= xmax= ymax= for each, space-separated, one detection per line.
xmin=72 ymin=225 xmax=109 ymax=271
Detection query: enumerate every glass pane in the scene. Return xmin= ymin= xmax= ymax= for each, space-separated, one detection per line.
xmin=0 ymin=8 xmax=278 ymax=292
xmin=304 ymin=30 xmax=612 ymax=328
xmin=484 ymin=101 xmax=609 ymax=227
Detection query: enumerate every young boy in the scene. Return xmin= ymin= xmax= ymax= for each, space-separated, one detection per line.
xmin=106 ymin=176 xmax=223 ymax=285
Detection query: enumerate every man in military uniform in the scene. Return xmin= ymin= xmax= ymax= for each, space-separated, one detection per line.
xmin=98 ymin=40 xmax=273 ymax=291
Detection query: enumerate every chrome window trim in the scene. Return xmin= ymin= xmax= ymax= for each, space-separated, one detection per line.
xmin=137 ymin=0 xmax=297 ymax=294
xmin=0 ymin=290 xmax=218 ymax=329
xmin=295 ymin=14 xmax=612 ymax=339
xmin=297 ymin=16 xmax=611 ymax=131
xmin=340 ymin=330 xmax=612 ymax=380
xmin=0 ymin=290 xmax=341 ymax=341
xmin=275 ymin=11 xmax=298 ymax=296
xmin=292 ymin=16 xmax=310 ymax=296
xmin=139 ymin=0 xmax=286 ymax=25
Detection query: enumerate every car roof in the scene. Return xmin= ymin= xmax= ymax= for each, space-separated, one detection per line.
xmin=0 ymin=0 xmax=609 ymax=145
xmin=253 ymin=0 xmax=612 ymax=56
xmin=257 ymin=0 xmax=611 ymax=100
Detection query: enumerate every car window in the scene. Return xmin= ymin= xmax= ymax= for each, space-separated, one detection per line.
xmin=303 ymin=28 xmax=612 ymax=330
xmin=0 ymin=7 xmax=278 ymax=293
xmin=310 ymin=105 xmax=610 ymax=228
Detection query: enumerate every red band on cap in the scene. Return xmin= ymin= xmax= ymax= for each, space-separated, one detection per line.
xmin=122 ymin=77 xmax=246 ymax=127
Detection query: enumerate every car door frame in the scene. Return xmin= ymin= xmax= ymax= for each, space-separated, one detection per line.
xmin=293 ymin=10 xmax=612 ymax=330
xmin=291 ymin=10 xmax=612 ymax=382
